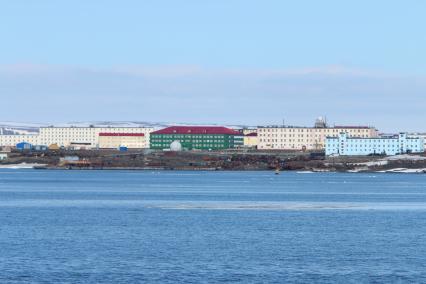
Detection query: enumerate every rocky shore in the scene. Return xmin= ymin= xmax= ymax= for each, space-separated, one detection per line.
xmin=1 ymin=149 xmax=425 ymax=173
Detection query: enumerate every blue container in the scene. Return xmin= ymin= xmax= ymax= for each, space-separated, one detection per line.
xmin=16 ymin=142 xmax=32 ymax=150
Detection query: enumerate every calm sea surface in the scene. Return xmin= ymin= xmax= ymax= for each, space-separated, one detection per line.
xmin=1 ymin=170 xmax=426 ymax=283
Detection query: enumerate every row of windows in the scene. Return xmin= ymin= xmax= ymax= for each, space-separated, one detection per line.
xmin=328 ymin=141 xmax=422 ymax=146
xmin=328 ymin=144 xmax=423 ymax=149
xmin=151 ymin=143 xmax=228 ymax=148
xmin=258 ymin=128 xmax=372 ymax=133
xmin=261 ymin=134 xmax=369 ymax=138
xmin=329 ymin=146 xmax=406 ymax=150
xmin=151 ymin=140 xmax=227 ymax=144
xmin=150 ymin=143 xmax=231 ymax=148
xmin=153 ymin=135 xmax=226 ymax=139
xmin=260 ymin=139 xmax=323 ymax=143
xmin=328 ymin=139 xmax=402 ymax=143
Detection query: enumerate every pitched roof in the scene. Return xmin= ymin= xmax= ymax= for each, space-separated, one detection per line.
xmin=245 ymin=132 xmax=257 ymax=137
xmin=152 ymin=126 xmax=241 ymax=135
xmin=99 ymin=133 xmax=145 ymax=137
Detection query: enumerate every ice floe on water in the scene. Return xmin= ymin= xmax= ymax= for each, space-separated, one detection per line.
xmin=376 ymin=168 xmax=426 ymax=173
xmin=2 ymin=200 xmax=426 ymax=211
xmin=0 ymin=163 xmax=47 ymax=169
xmin=153 ymin=201 xmax=426 ymax=211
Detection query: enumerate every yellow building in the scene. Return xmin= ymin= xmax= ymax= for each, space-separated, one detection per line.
xmin=243 ymin=132 xmax=258 ymax=148
xmin=98 ymin=133 xmax=146 ymax=149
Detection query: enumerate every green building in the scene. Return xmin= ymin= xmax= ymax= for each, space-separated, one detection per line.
xmin=150 ymin=126 xmax=244 ymax=150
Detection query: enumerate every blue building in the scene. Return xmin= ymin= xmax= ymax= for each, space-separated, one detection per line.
xmin=326 ymin=133 xmax=424 ymax=156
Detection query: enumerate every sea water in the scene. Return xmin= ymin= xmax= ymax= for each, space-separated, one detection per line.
xmin=1 ymin=170 xmax=426 ymax=283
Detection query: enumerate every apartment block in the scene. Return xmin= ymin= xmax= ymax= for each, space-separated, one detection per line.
xmin=0 ymin=126 xmax=154 ymax=149
xmin=257 ymin=119 xmax=378 ymax=151
xmin=150 ymin=126 xmax=244 ymax=150
xmin=326 ymin=133 xmax=424 ymax=156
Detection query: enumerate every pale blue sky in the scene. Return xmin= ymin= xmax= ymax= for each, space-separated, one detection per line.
xmin=0 ymin=1 xmax=425 ymax=131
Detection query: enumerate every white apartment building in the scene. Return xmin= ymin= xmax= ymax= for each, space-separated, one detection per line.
xmin=0 ymin=127 xmax=154 ymax=149
xmin=409 ymin=133 xmax=426 ymax=149
xmin=326 ymin=133 xmax=424 ymax=156
xmin=0 ymin=134 xmax=40 ymax=147
xmin=257 ymin=119 xmax=378 ymax=151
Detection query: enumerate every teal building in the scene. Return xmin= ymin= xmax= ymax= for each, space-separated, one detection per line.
xmin=150 ymin=126 xmax=244 ymax=150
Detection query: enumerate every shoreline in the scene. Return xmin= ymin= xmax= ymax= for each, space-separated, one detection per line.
xmin=1 ymin=150 xmax=425 ymax=173
xmin=0 ymin=163 xmax=424 ymax=174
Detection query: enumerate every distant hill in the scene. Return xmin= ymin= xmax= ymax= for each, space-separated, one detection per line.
xmin=0 ymin=121 xmax=254 ymax=135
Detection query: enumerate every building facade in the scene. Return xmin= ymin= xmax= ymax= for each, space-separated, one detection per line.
xmin=150 ymin=126 xmax=244 ymax=150
xmin=0 ymin=126 xmax=154 ymax=149
xmin=257 ymin=119 xmax=378 ymax=151
xmin=38 ymin=127 xmax=153 ymax=148
xmin=98 ymin=133 xmax=146 ymax=149
xmin=243 ymin=132 xmax=258 ymax=148
xmin=409 ymin=133 xmax=426 ymax=149
xmin=0 ymin=134 xmax=39 ymax=147
xmin=326 ymin=133 xmax=424 ymax=156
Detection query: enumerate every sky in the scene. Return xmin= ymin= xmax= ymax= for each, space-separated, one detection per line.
xmin=0 ymin=0 xmax=425 ymax=132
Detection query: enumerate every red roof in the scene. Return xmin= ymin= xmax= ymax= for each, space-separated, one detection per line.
xmin=99 ymin=133 xmax=145 ymax=137
xmin=245 ymin=132 xmax=258 ymax=137
xmin=152 ymin=126 xmax=241 ymax=135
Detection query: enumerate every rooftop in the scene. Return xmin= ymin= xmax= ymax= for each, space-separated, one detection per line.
xmin=333 ymin=126 xmax=372 ymax=129
xmin=152 ymin=126 xmax=241 ymax=135
xmin=258 ymin=125 xmax=375 ymax=129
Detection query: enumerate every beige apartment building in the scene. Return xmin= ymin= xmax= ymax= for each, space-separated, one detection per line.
xmin=98 ymin=133 xmax=146 ymax=149
xmin=0 ymin=126 xmax=154 ymax=149
xmin=38 ymin=126 xmax=153 ymax=148
xmin=257 ymin=120 xmax=378 ymax=151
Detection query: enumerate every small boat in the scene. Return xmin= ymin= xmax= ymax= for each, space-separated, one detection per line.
xmin=275 ymin=168 xmax=280 ymax=175
xmin=33 ymin=165 xmax=48 ymax=170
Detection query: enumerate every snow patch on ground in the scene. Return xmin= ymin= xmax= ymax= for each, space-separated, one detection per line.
xmin=355 ymin=160 xmax=389 ymax=167
xmin=384 ymin=154 xmax=426 ymax=161
xmin=349 ymin=154 xmax=425 ymax=168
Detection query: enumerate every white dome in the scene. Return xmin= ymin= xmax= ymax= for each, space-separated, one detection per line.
xmin=170 ymin=140 xmax=183 ymax=151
